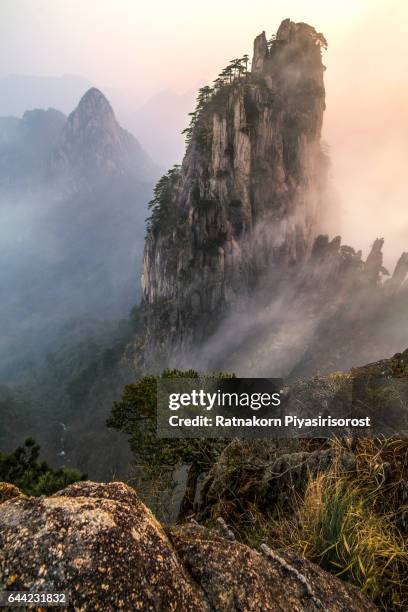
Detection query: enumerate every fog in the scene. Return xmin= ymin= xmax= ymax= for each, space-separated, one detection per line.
xmin=322 ymin=2 xmax=408 ymax=268
xmin=0 ymin=100 xmax=157 ymax=383
xmin=1 ymin=0 xmax=407 ymax=479
xmin=2 ymin=0 xmax=406 ymax=264
xmin=183 ymin=230 xmax=408 ymax=380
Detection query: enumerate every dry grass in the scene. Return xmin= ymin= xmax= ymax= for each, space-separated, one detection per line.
xmin=278 ymin=474 xmax=408 ymax=608
xmin=213 ymin=438 xmax=408 ymax=610
xmin=242 ymin=446 xmax=408 ymax=610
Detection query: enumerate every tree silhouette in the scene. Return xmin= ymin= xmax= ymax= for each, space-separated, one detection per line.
xmin=181 ymin=48 xmax=252 ymax=145
xmin=146 ymin=165 xmax=181 ymax=231
xmin=242 ymin=54 xmax=249 ymax=73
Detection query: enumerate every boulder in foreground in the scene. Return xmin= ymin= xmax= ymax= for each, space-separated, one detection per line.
xmin=0 ymin=481 xmax=376 ymax=611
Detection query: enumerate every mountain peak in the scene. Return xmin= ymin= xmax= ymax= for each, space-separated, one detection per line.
xmin=49 ymin=87 xmax=158 ymax=184
xmin=252 ymin=18 xmax=327 ymax=78
xmin=71 ymin=87 xmax=116 ymax=130
xmin=77 ymin=88 xmax=113 ymax=114
xmin=81 ymin=87 xmax=107 ymax=100
xmin=141 ymin=19 xmax=328 ymax=363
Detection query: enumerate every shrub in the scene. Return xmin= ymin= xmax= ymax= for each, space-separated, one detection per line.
xmin=0 ymin=438 xmax=86 ymax=496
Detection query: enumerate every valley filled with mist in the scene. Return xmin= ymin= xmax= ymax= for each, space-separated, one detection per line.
xmin=1 ymin=6 xmax=408 ymax=483
xmin=1 ymin=11 xmax=408 ymax=484
xmin=0 ymin=86 xmax=160 ymax=476
xmin=1 ymin=5 xmax=408 ymax=608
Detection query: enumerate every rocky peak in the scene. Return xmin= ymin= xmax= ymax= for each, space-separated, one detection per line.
xmin=141 ymin=19 xmax=329 ymax=364
xmin=252 ymin=19 xmax=326 ymax=109
xmin=74 ymin=87 xmax=114 ymax=119
xmin=62 ymin=88 xmax=119 ymax=147
xmin=50 ymin=88 xmax=157 ymax=185
xmin=252 ymin=31 xmax=268 ymax=73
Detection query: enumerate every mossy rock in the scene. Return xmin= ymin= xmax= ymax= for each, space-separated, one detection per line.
xmin=0 ymin=482 xmax=22 ymax=504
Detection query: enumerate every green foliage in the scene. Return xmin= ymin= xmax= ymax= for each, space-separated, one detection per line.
xmin=182 ymin=54 xmax=251 ymax=146
xmin=107 ymin=369 xmax=233 ymax=517
xmin=146 ymin=165 xmax=181 ymax=234
xmin=0 ymin=438 xmax=86 ymax=496
xmin=182 ymin=86 xmax=214 ymax=145
xmin=108 ymin=369 xmax=231 ymax=469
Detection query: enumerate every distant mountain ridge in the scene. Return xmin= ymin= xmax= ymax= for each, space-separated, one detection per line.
xmin=0 ymin=108 xmax=66 ymax=187
xmin=0 ymin=87 xmax=160 ymax=384
xmin=0 ymin=87 xmax=158 ymax=189
xmin=0 ymin=73 xmax=196 ymax=168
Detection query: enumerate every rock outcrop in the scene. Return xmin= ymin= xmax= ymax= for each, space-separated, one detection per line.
xmin=0 ymin=480 xmax=376 ymax=611
xmin=142 ymin=19 xmax=329 ymax=363
xmin=139 ymin=19 xmax=408 ymax=376
xmin=197 ymin=349 xmax=408 ymax=525
xmin=0 ymin=481 xmax=205 ymax=610
xmin=198 ymin=440 xmax=357 ymax=520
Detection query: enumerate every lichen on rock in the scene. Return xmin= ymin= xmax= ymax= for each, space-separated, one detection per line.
xmin=0 ymin=480 xmax=376 ymax=611
xmin=0 ymin=482 xmax=22 ymax=505
xmin=0 ymin=481 xmax=207 ymax=610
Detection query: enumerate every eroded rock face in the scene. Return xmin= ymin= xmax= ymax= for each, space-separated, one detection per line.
xmin=171 ymin=521 xmax=376 ymax=611
xmin=142 ymin=19 xmax=328 ymax=364
xmin=140 ymin=19 xmax=408 ymax=376
xmin=0 ymin=481 xmax=376 ymax=611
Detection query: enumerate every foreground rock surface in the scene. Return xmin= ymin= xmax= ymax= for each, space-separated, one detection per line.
xmin=0 ymin=482 xmax=22 ymax=505
xmin=172 ymin=521 xmax=376 ymax=611
xmin=0 ymin=482 xmax=205 ymax=611
xmin=0 ymin=481 xmax=376 ymax=611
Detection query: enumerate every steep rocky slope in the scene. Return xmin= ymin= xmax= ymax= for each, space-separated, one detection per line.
xmin=142 ymin=20 xmax=329 ymax=362
xmin=140 ymin=19 xmax=408 ymax=377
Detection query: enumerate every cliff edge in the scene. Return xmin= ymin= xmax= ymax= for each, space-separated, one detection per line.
xmin=142 ymin=19 xmax=328 ymax=363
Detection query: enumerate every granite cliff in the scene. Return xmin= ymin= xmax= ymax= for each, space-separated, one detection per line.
xmin=142 ymin=20 xmax=329 ymax=364
xmin=140 ymin=19 xmax=408 ymax=376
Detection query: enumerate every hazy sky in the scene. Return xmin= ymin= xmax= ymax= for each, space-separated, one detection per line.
xmin=1 ymin=0 xmax=408 ymax=265
xmin=1 ymin=0 xmax=404 ymax=95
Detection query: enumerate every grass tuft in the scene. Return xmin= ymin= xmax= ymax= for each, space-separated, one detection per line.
xmin=258 ymin=464 xmax=408 ymax=610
